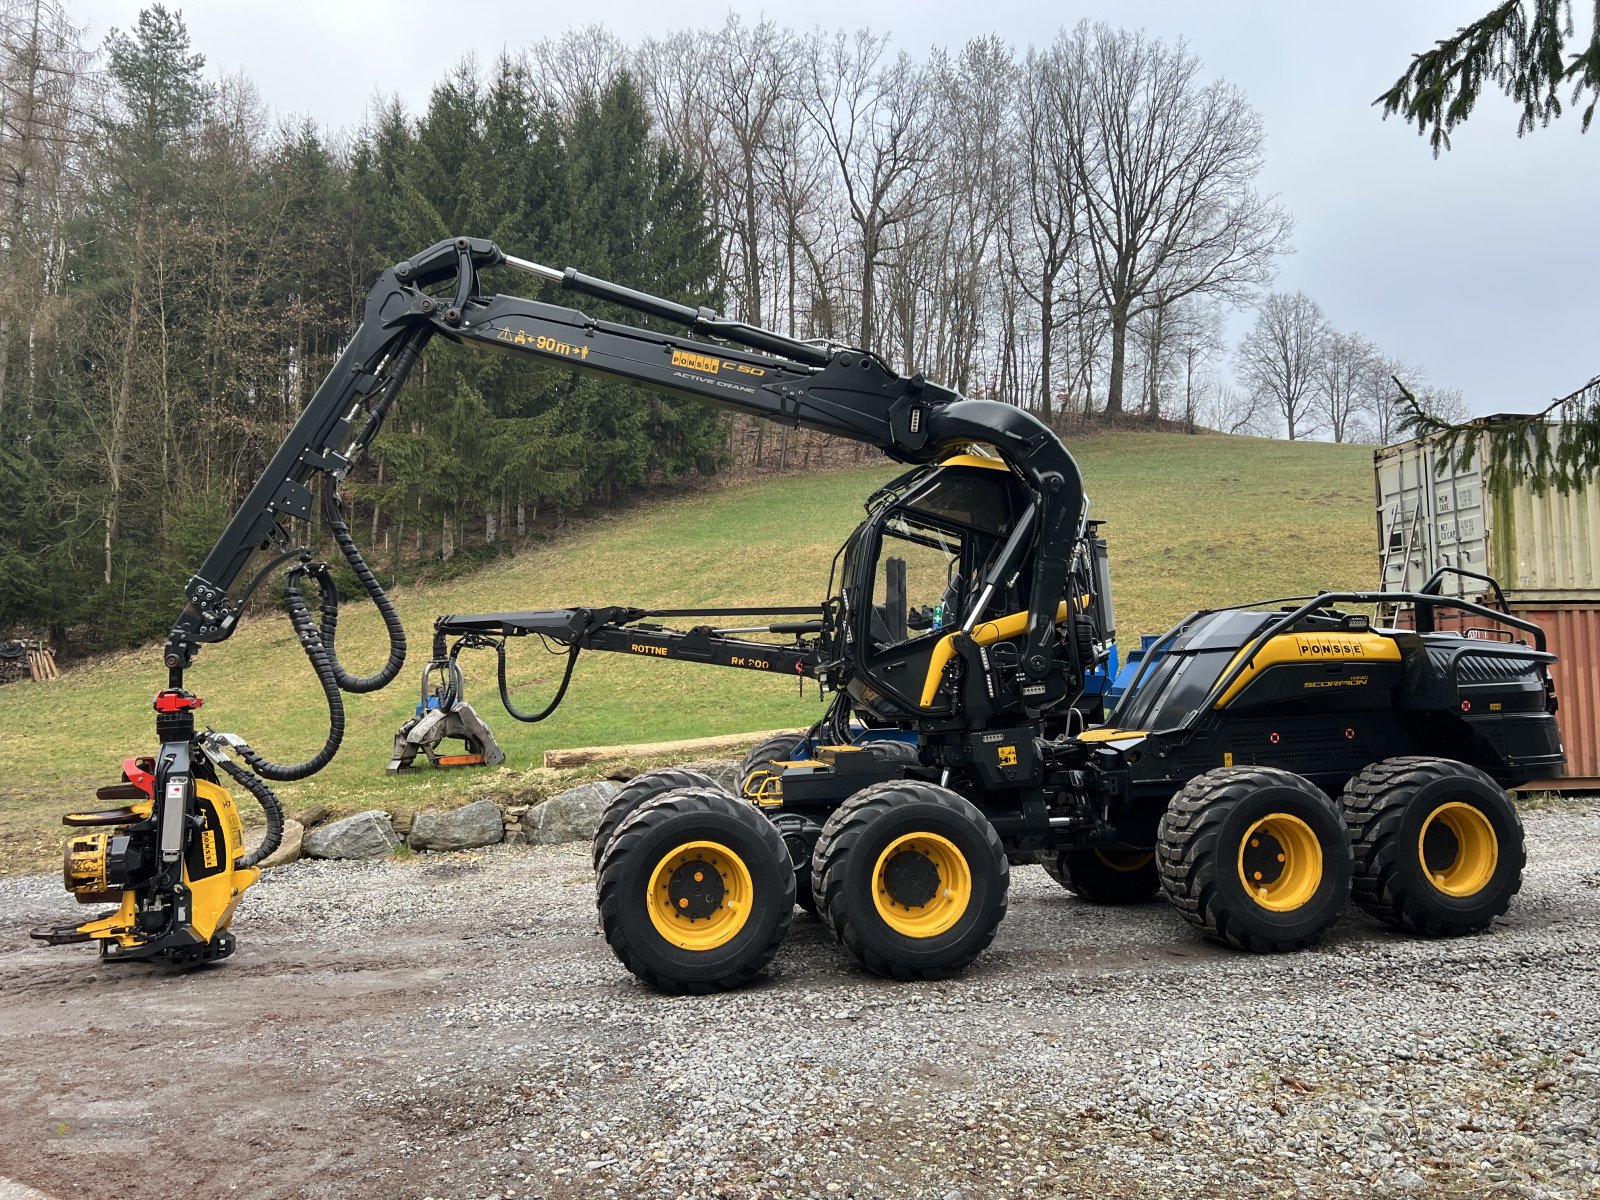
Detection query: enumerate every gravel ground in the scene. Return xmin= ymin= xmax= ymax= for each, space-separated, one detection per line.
xmin=1 ymin=802 xmax=1597 ymax=1200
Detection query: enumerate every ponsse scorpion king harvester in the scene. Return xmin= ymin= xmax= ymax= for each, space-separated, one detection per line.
xmin=31 ymin=238 xmax=1564 ymax=992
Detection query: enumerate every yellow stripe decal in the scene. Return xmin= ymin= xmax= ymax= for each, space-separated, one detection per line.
xmin=919 ymin=600 xmax=1071 ymax=708
xmin=1213 ymin=632 xmax=1401 ymax=708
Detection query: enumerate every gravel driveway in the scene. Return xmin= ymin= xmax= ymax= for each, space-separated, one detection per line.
xmin=1 ymin=802 xmax=1597 ymax=1200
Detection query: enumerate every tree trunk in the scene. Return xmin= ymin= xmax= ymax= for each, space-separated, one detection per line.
xmin=859 ymin=232 xmax=877 ymax=351
xmin=105 ymin=194 xmax=150 ymax=585
xmin=1038 ymin=286 xmax=1055 ymax=418
xmin=1105 ymin=312 xmax=1127 ymax=419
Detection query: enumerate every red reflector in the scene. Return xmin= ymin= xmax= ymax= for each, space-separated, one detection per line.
xmin=1461 ymin=699 xmax=1472 ymax=712
xmin=1268 ymin=731 xmax=1281 ymax=745
xmin=1345 ymin=727 xmax=1356 ymax=740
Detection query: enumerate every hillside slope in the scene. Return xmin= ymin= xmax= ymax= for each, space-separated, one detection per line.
xmin=2 ymin=432 xmax=1375 ymax=871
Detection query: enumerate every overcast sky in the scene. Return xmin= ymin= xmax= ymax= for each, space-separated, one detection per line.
xmin=76 ymin=0 xmax=1598 ymax=418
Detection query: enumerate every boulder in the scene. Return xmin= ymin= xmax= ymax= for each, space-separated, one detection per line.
xmin=243 ymin=818 xmax=304 ymax=869
xmin=522 ymin=780 xmax=621 ymax=846
xmin=302 ymin=810 xmax=400 ymax=860
xmin=677 ymin=758 xmax=742 ymax=794
xmin=408 ymin=798 xmax=504 ymax=852
xmin=290 ymin=804 xmax=331 ymax=829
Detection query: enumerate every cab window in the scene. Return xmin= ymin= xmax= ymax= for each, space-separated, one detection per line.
xmin=870 ymin=515 xmax=968 ymax=650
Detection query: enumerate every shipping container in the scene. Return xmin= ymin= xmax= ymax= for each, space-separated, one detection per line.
xmin=1375 ymin=422 xmax=1600 ymax=602
xmin=1376 ymin=422 xmax=1600 ymax=789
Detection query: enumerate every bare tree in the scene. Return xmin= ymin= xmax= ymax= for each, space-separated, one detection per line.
xmin=1315 ymin=329 xmax=1379 ymax=443
xmin=803 ymin=30 xmax=938 ymax=352
xmin=1003 ymin=45 xmax=1082 ymax=417
xmin=0 ymin=0 xmax=87 ymax=426
xmin=1166 ymin=297 xmax=1226 ymax=431
xmin=1199 ymin=380 xmax=1272 ymax=436
xmin=529 ymin=25 xmax=630 ymax=114
xmin=1055 ymin=23 xmax=1291 ymax=418
xmin=1235 ymin=291 xmax=1328 ymax=440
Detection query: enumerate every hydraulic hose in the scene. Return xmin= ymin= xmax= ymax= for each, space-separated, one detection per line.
xmin=220 ymin=759 xmax=285 ymax=867
xmin=318 ymin=486 xmax=406 ymax=693
xmin=496 ymin=638 xmax=581 ymax=723
xmin=237 ymin=564 xmax=346 ymax=781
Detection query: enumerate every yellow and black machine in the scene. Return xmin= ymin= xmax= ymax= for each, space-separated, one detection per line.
xmin=31 ymin=238 xmax=1563 ymax=992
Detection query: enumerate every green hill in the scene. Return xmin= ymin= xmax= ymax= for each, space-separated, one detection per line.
xmin=2 ymin=432 xmax=1376 ymax=873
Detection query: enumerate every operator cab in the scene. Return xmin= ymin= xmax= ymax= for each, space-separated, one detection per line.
xmin=833 ymin=453 xmax=1109 ymax=726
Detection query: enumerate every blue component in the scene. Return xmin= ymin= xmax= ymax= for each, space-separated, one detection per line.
xmin=1107 ymin=634 xmax=1165 ymax=705
xmin=1080 ymin=642 xmax=1120 ymax=697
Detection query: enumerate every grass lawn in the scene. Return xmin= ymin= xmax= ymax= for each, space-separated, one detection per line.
xmin=1 ymin=431 xmax=1376 ymax=874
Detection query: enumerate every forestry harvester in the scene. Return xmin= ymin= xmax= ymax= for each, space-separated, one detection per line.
xmin=29 ymin=238 xmax=1563 ymax=992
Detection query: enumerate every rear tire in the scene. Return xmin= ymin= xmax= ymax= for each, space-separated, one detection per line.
xmin=591 ymin=767 xmax=724 ymax=870
xmin=811 ymin=781 xmax=1007 ymax=980
xmin=1042 ymin=847 xmax=1160 ymax=904
xmin=1342 ymin=756 xmax=1524 ymax=936
xmin=596 ymin=787 xmax=794 ymax=993
xmin=1157 ymin=766 xmax=1351 ymax=952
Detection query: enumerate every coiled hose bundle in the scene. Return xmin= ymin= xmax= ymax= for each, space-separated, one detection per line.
xmin=230 ymin=486 xmax=407 ymax=783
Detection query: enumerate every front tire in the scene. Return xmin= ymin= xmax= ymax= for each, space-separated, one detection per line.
xmin=811 ymin=781 xmax=1007 ymax=980
xmin=596 ymin=787 xmax=794 ymax=993
xmin=1157 ymin=766 xmax=1352 ymax=952
xmin=1342 ymin=756 xmax=1524 ymax=936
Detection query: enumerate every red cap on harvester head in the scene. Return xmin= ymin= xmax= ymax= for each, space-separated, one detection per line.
xmin=153 ymin=689 xmax=203 ymax=713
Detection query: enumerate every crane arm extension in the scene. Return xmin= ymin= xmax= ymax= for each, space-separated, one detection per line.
xmin=164 ymin=236 xmax=1086 ymax=687
xmin=435 ymin=606 xmax=822 ymax=685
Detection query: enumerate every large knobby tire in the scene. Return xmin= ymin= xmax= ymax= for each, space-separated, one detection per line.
xmin=596 ymin=787 xmax=794 ymax=994
xmin=591 ymin=767 xmax=725 ymax=870
xmin=1342 ymin=756 xmax=1525 ymax=936
xmin=1157 ymin=766 xmax=1352 ymax=952
xmin=738 ymin=733 xmax=808 ymax=804
xmin=1041 ymin=847 xmax=1161 ymax=904
xmin=811 ymin=781 xmax=1008 ymax=980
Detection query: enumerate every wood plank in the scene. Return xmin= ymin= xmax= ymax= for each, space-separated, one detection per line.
xmin=543 ymin=728 xmax=803 ymax=770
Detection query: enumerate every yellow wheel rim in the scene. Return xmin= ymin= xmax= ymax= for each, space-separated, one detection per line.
xmin=1094 ymin=848 xmax=1154 ymax=873
xmin=1418 ymin=802 xmax=1498 ymax=897
xmin=645 ymin=840 xmax=753 ymax=951
xmin=871 ymin=832 xmax=971 ymax=938
xmin=1237 ymin=813 xmax=1323 ymax=912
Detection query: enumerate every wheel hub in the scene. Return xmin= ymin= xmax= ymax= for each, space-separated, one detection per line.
xmin=665 ymin=859 xmax=726 ymax=920
xmin=1417 ymin=801 xmax=1498 ymax=897
xmin=645 ymin=840 xmax=753 ymax=951
xmin=870 ymin=832 xmax=972 ymax=938
xmin=1236 ymin=812 xmax=1323 ymax=912
xmin=882 ymin=849 xmax=941 ymax=907
xmin=1240 ymin=830 xmax=1288 ymax=888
